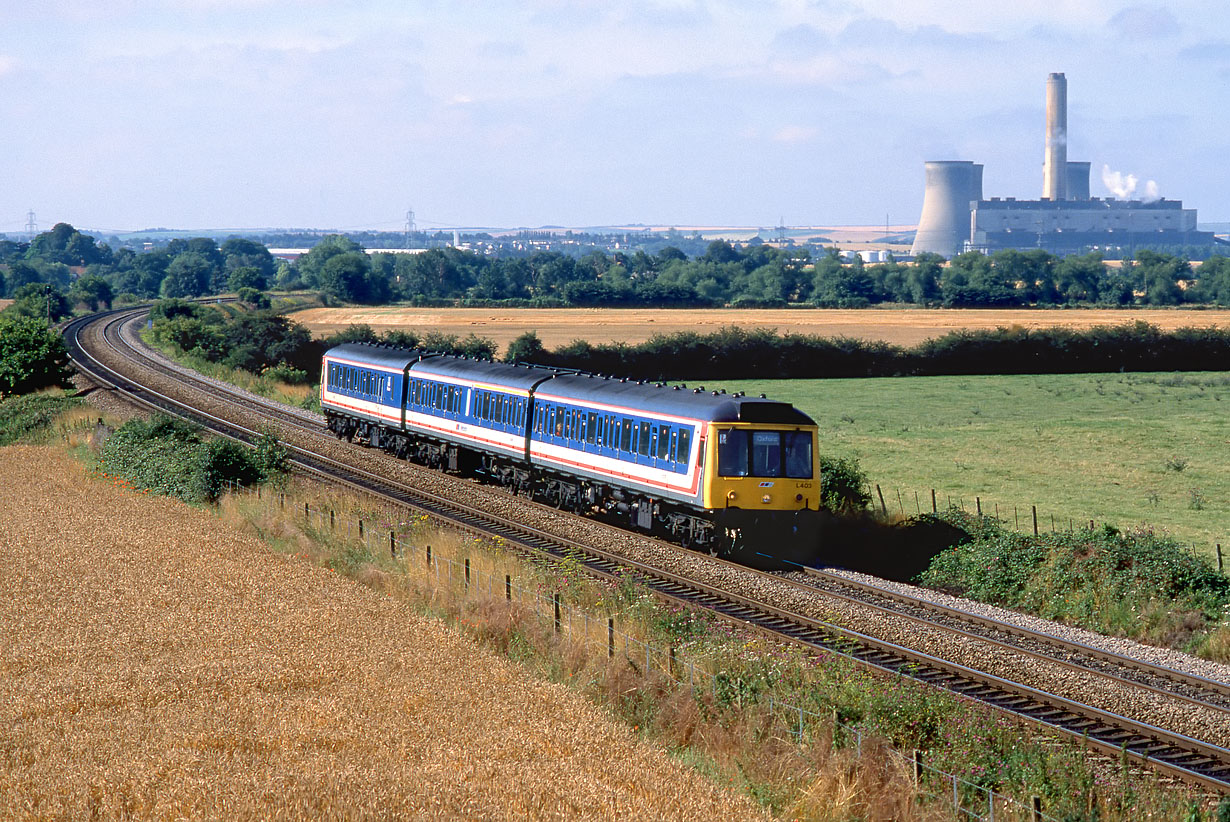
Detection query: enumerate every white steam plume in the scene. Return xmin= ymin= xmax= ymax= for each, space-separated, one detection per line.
xmin=1101 ymin=164 xmax=1161 ymax=201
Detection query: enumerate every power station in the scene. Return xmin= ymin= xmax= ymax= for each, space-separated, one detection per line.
xmin=910 ymin=73 xmax=1216 ymax=258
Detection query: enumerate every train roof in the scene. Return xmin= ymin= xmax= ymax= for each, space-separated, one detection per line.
xmin=539 ymin=373 xmax=814 ymax=425
xmin=323 ymin=344 xmax=815 ymax=426
xmin=324 ymin=343 xmax=425 ymax=371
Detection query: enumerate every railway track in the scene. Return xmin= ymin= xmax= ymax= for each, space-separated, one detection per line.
xmin=63 ymin=306 xmax=1230 ymax=794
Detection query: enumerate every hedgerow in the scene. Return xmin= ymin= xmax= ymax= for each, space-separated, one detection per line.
xmin=518 ymin=321 xmax=1230 ymax=380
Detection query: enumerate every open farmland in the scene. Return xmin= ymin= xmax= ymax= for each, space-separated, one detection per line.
xmin=0 ymin=446 xmax=768 ymax=821
xmin=291 ymin=306 xmax=1230 ymax=353
xmin=723 ymin=372 xmax=1230 ymax=555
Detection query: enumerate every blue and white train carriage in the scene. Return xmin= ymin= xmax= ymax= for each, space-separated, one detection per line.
xmin=320 ymin=343 xmax=821 ymax=561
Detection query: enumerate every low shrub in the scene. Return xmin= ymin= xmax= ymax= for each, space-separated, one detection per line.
xmin=96 ymin=416 xmax=287 ymax=503
xmin=0 ymin=391 xmax=84 ymax=445
xmin=919 ymin=517 xmax=1230 ymax=655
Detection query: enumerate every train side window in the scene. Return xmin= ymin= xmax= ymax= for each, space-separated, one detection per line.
xmin=563 ymin=409 xmax=572 ymax=440
xmin=677 ymin=428 xmax=691 ymax=463
xmin=621 ymin=419 xmax=633 ymax=452
xmin=638 ymin=422 xmax=651 ymax=456
xmin=717 ymin=429 xmax=749 ymax=477
xmin=657 ymin=425 xmax=671 ymax=460
xmin=586 ymin=412 xmax=597 ymax=444
xmin=552 ymin=407 xmax=561 ymax=437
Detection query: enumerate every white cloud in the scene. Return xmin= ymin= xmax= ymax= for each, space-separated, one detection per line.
xmin=1107 ymin=5 xmax=1180 ymax=39
xmin=0 ymin=56 xmax=16 ymax=76
xmin=773 ymin=125 xmax=820 ymax=143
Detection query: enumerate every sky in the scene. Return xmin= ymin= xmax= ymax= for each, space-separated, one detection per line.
xmin=2 ymin=1 xmax=1228 ymax=234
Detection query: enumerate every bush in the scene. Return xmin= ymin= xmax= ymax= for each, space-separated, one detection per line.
xmin=819 ymin=455 xmax=871 ymax=514
xmin=918 ymin=518 xmax=1230 ymax=651
xmin=97 ymin=415 xmax=286 ymax=502
xmin=0 ymin=316 xmax=71 ymax=397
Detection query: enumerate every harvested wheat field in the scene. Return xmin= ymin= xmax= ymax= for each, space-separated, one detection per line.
xmin=291 ymin=306 xmax=1230 ymax=353
xmin=0 ymin=446 xmax=769 ymax=821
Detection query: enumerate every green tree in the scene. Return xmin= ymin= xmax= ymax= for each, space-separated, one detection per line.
xmin=227 ymin=265 xmax=267 ymax=292
xmin=69 ymin=275 xmax=114 ymax=311
xmin=162 ymin=252 xmax=214 ymax=297
xmin=908 ymin=253 xmax=944 ymax=303
xmin=296 ymin=235 xmax=364 ymax=288
xmin=26 ymin=223 xmax=108 ymax=266
xmin=1191 ymin=256 xmax=1230 ymax=305
xmin=319 ymin=251 xmax=373 ymax=303
xmin=1054 ymin=252 xmax=1105 ymax=302
xmin=504 ymin=330 xmax=546 ymax=363
xmin=220 ymin=238 xmax=275 ymax=280
xmin=5 ymin=283 xmax=72 ymax=322
xmin=0 ymin=315 xmax=70 ymax=397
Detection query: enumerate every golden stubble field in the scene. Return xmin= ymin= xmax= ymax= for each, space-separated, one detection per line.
xmin=291 ymin=306 xmax=1230 ymax=352
xmin=0 ymin=446 xmax=768 ymax=821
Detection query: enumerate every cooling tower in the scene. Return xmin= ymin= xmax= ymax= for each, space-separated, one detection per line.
xmin=1066 ymin=161 xmax=1091 ymax=200
xmin=1042 ymin=72 xmax=1068 ymax=200
xmin=910 ymin=161 xmax=980 ymax=258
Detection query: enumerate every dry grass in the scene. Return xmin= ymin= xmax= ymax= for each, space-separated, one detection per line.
xmin=221 ymin=480 xmax=973 ymax=819
xmin=0 ymin=446 xmax=772 ymax=820
xmin=290 ymin=305 xmax=1230 ymax=353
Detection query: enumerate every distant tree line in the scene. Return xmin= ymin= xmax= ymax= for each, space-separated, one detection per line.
xmin=6 ymin=223 xmax=1230 ymax=313
xmin=499 ymin=322 xmax=1230 ymax=380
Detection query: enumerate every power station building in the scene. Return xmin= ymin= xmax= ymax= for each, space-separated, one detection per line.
xmin=910 ymin=73 xmax=1215 ymax=258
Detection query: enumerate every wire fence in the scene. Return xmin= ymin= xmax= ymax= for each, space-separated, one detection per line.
xmin=868 ymin=482 xmax=1227 ymax=573
xmin=221 ymin=478 xmax=1071 ymax=821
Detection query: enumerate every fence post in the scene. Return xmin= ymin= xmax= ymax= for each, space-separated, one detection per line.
xmin=896 ymin=487 xmax=904 ymax=516
xmin=912 ymin=749 xmax=922 ymax=785
xmin=1031 ymin=795 xmax=1043 ymax=822
xmin=931 ymin=489 xmax=937 ymax=513
xmin=876 ymin=484 xmax=887 ymax=515
xmin=464 ymin=558 xmax=470 ymax=589
xmin=304 ymin=501 xmax=309 ymax=521
xmin=358 ymin=519 xmax=364 ymax=540
xmin=553 ymin=594 xmax=561 ymax=634
xmin=426 ymin=544 xmax=432 ymax=567
xmin=1218 ymin=544 xmax=1224 ymax=574
xmin=976 ymin=497 xmax=981 ymax=516
xmin=390 ymin=530 xmax=396 ymax=558
xmin=505 ymin=574 xmax=512 ymax=601
xmin=1032 ymin=506 xmax=1039 ymax=536
xmin=330 ymin=509 xmax=334 ymax=530
xmin=608 ymin=618 xmax=615 ymax=658
xmin=914 ymin=490 xmax=921 ymax=515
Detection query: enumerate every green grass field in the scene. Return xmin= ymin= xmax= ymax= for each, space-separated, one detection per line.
xmin=722 ymin=372 xmax=1229 ymax=557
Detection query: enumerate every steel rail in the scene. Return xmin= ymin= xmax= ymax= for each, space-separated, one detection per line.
xmin=805 ymin=567 xmax=1230 ymax=701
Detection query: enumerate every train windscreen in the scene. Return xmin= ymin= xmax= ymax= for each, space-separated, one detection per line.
xmin=717 ymin=429 xmax=812 ymax=479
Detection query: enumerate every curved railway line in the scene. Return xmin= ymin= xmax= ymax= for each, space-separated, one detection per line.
xmin=63 ymin=305 xmax=1230 ymax=795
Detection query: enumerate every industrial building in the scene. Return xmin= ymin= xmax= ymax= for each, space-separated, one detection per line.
xmin=910 ymin=73 xmax=1216 ymax=258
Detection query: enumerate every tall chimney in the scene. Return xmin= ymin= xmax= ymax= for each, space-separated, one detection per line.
xmin=1042 ymin=72 xmax=1068 ymax=200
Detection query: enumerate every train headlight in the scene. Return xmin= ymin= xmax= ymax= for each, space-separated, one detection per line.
xmin=761 ymin=494 xmax=771 ymax=504
xmin=726 ymin=490 xmax=737 ymax=501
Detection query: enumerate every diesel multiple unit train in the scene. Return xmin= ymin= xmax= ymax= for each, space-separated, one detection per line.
xmin=320 ymin=343 xmax=822 ymax=566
